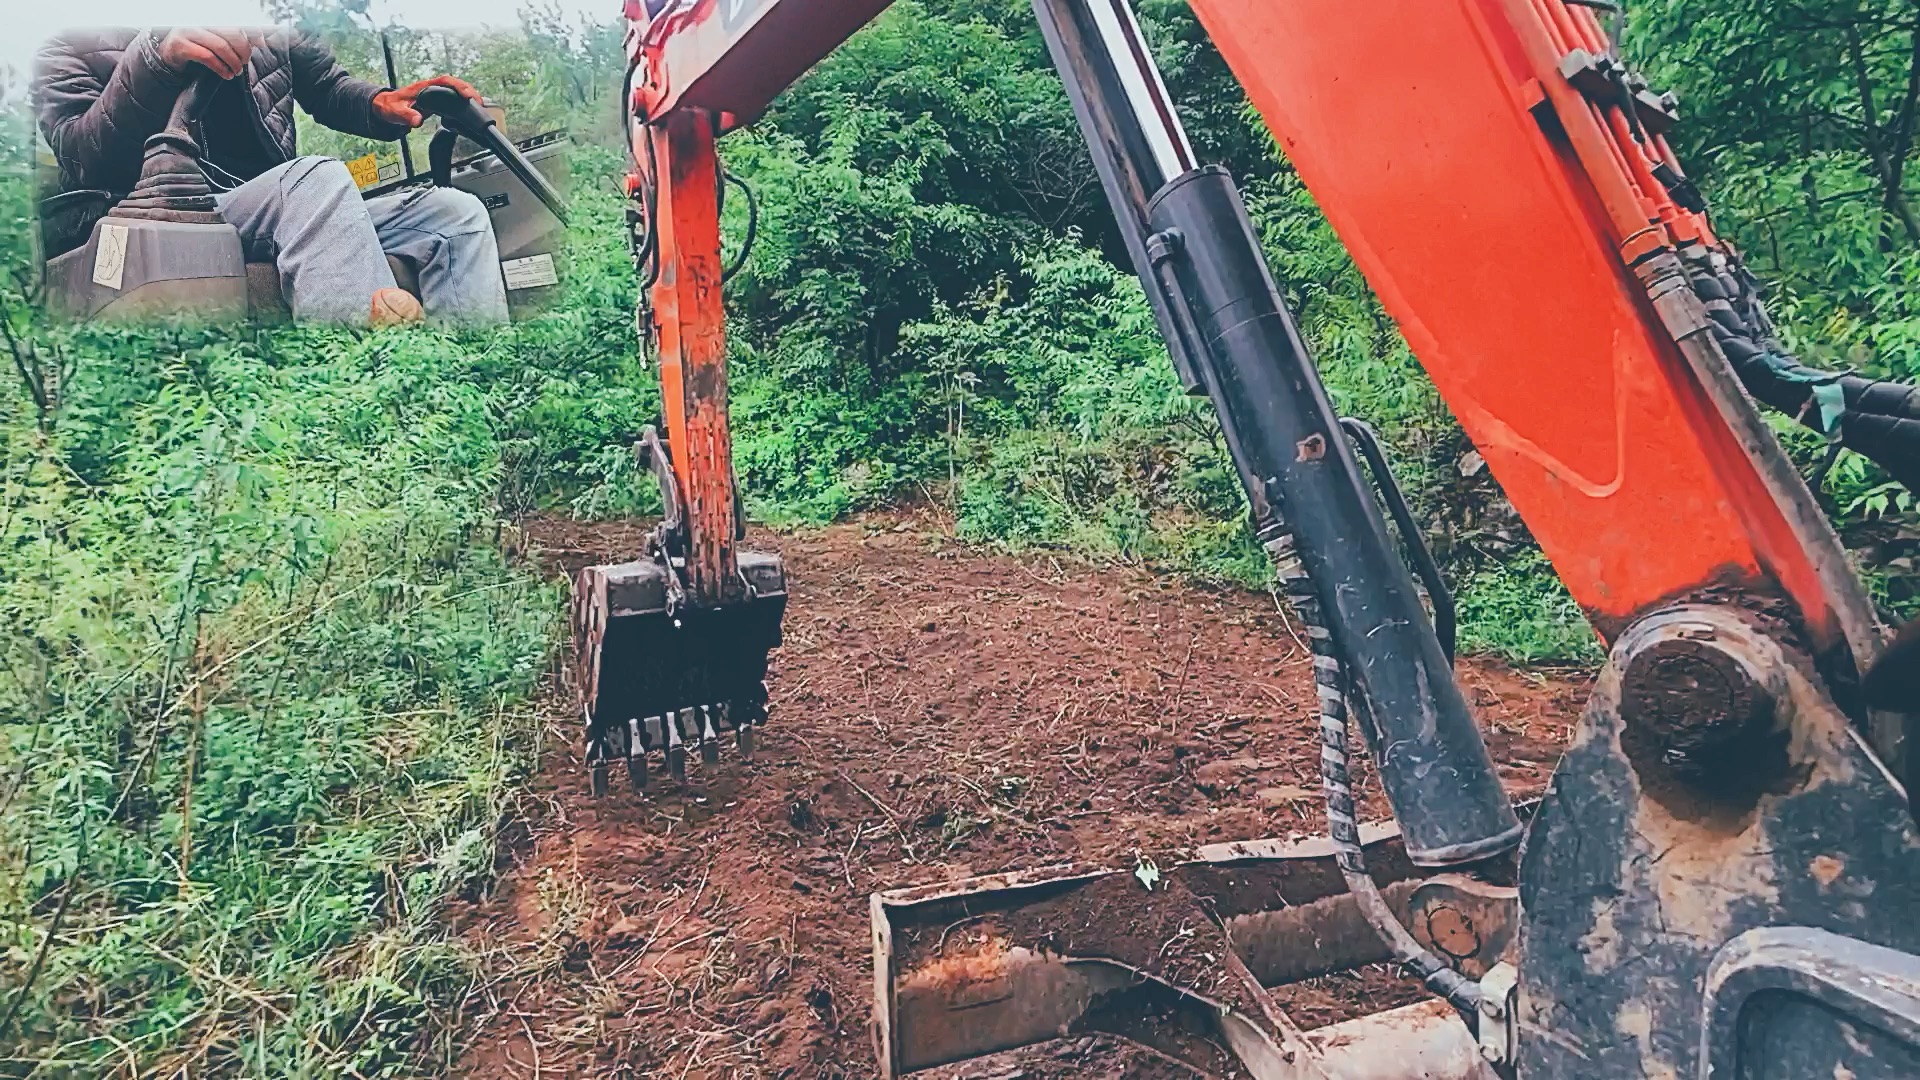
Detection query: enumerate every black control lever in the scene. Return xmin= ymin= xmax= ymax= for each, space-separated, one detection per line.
xmin=113 ymin=73 xmax=224 ymax=219
xmin=413 ymin=85 xmax=568 ymax=224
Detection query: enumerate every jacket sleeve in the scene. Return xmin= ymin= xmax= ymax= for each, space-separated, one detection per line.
xmin=288 ymin=32 xmax=411 ymax=143
xmin=33 ymin=31 xmax=189 ymax=194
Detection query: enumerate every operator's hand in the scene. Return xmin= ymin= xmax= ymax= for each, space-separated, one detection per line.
xmin=372 ymin=76 xmax=485 ymax=128
xmin=156 ymin=28 xmax=257 ymax=81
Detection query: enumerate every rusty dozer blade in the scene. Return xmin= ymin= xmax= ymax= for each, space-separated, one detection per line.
xmin=871 ymin=819 xmax=1518 ymax=1079
xmin=571 ymin=429 xmax=785 ymax=793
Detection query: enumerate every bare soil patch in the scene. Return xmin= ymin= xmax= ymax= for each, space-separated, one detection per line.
xmin=453 ymin=514 xmax=1585 ymax=1078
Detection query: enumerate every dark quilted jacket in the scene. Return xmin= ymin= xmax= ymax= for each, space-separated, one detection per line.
xmin=33 ymin=28 xmax=411 ymax=196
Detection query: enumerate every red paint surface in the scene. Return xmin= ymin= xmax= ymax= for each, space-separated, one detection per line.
xmin=647 ymin=109 xmax=743 ymax=606
xmin=1184 ymin=0 xmax=1838 ymax=643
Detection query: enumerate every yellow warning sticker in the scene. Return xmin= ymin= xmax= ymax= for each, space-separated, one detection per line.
xmin=346 ymin=152 xmax=380 ymax=190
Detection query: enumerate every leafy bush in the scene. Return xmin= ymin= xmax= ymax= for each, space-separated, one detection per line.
xmin=0 ymin=319 xmax=563 ymax=1074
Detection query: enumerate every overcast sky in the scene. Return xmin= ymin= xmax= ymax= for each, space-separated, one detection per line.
xmin=7 ymin=0 xmax=613 ymax=94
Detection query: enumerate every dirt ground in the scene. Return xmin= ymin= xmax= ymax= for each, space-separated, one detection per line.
xmin=452 ymin=514 xmax=1588 ymax=1079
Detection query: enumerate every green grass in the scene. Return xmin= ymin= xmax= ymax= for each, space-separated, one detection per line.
xmin=1454 ymin=551 xmax=1604 ymax=666
xmin=0 ymin=322 xmax=561 ymax=1076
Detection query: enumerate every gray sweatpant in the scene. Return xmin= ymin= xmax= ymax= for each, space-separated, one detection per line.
xmin=214 ymin=155 xmax=510 ymax=326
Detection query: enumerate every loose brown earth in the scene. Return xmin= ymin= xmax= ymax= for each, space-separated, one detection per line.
xmin=453 ymin=514 xmax=1588 ymax=1079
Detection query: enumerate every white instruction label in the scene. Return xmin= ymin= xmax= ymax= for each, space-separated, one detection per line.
xmin=93 ymin=222 xmax=128 ymax=291
xmin=502 ymin=252 xmax=559 ymax=291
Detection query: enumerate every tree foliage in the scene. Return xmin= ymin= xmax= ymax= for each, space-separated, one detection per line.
xmin=1631 ymin=1 xmax=1920 ymax=348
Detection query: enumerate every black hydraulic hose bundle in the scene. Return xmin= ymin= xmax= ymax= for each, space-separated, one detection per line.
xmin=1266 ymin=530 xmax=1484 ymax=1019
xmin=622 ymin=60 xmax=663 ymax=293
xmin=720 ymin=169 xmax=759 ymax=284
xmin=1682 ymin=247 xmax=1920 ymax=494
xmin=1553 ymin=13 xmax=1920 ymax=497
xmin=620 ymin=68 xmax=756 ymax=294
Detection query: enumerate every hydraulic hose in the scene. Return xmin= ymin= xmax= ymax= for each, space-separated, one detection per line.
xmin=1684 ymin=247 xmax=1920 ymax=493
xmin=1265 ymin=528 xmax=1483 ymax=1021
xmin=622 ymin=58 xmax=662 ymax=293
xmin=720 ymin=169 xmax=758 ymax=283
xmin=636 ymin=126 xmax=662 ymax=293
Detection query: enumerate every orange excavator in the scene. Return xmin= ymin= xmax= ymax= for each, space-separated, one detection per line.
xmin=574 ymin=0 xmax=1920 ymax=1075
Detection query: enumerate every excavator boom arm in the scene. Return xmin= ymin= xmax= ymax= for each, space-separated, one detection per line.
xmin=1189 ymin=0 xmax=1878 ymax=663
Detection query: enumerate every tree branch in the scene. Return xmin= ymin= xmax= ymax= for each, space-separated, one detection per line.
xmin=1888 ymin=20 xmax=1920 ymax=191
xmin=0 ymin=298 xmax=53 ymax=430
xmin=1848 ymin=23 xmax=1920 ymax=244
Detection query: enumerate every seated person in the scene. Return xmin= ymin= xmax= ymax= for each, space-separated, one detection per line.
xmin=34 ymin=27 xmax=510 ymax=325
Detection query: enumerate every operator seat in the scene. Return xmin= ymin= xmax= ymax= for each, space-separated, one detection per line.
xmin=41 ymin=193 xmax=423 ymax=324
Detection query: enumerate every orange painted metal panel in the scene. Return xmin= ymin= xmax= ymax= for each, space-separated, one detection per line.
xmin=1183 ymin=0 xmax=1836 ymax=641
xmin=648 ymin=109 xmax=744 ymax=606
xmin=626 ymin=0 xmax=893 ymax=125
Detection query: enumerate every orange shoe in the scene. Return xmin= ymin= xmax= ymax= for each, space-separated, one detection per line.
xmin=370 ymin=287 xmax=424 ymax=327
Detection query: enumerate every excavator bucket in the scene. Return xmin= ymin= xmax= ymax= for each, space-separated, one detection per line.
xmin=571 ymin=552 xmax=784 ymax=792
xmin=573 ymin=93 xmax=788 ymax=795
xmin=570 ymin=427 xmax=785 ymax=793
xmin=871 ymin=821 xmax=1518 ymax=1079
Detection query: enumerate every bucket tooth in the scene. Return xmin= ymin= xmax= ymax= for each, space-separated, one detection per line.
xmin=700 ymin=705 xmax=721 ymax=764
xmin=586 ymin=733 xmax=612 ymax=797
xmin=667 ymin=713 xmax=688 ymax=780
xmin=626 ymin=717 xmax=649 ymax=789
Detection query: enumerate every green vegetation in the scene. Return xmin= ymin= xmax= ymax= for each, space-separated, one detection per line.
xmin=2 ymin=0 xmax=1917 ymax=1075
xmin=0 ymin=111 xmax=653 ymax=1072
